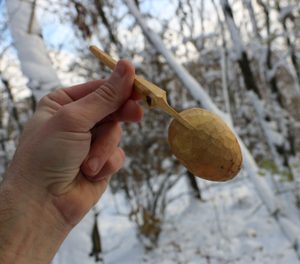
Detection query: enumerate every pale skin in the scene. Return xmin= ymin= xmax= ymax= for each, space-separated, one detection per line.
xmin=0 ymin=60 xmax=143 ymax=263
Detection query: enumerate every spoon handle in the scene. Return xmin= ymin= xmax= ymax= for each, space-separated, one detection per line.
xmin=89 ymin=45 xmax=194 ymax=130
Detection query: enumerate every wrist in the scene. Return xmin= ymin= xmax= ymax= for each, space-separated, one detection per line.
xmin=0 ymin=174 xmax=71 ymax=264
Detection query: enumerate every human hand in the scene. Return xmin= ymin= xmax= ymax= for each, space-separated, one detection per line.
xmin=0 ymin=60 xmax=142 ymax=263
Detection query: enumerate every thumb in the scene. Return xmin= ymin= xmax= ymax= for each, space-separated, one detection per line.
xmin=53 ymin=60 xmax=135 ymax=132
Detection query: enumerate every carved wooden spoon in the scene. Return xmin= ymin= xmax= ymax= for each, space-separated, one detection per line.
xmin=89 ymin=45 xmax=242 ymax=181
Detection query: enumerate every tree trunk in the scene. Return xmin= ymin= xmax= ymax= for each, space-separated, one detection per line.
xmin=94 ymin=0 xmax=119 ymax=47
xmin=237 ymin=52 xmax=261 ymax=97
xmin=275 ymin=1 xmax=300 ymax=85
xmin=244 ymin=0 xmax=261 ymax=40
xmin=220 ymin=0 xmax=261 ymax=97
xmin=186 ymin=171 xmax=202 ymax=200
xmin=257 ymin=0 xmax=283 ymax=106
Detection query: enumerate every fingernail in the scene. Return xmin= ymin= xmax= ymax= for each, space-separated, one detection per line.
xmin=115 ymin=61 xmax=126 ymax=77
xmin=87 ymin=157 xmax=99 ymax=174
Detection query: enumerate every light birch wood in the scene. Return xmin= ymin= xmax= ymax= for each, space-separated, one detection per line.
xmin=89 ymin=45 xmax=194 ymax=130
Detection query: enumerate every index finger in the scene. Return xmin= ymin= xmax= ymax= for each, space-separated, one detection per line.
xmin=63 ymin=79 xmax=107 ymax=101
xmin=64 ymin=80 xmax=142 ymax=102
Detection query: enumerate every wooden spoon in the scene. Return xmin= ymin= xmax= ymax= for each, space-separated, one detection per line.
xmin=89 ymin=45 xmax=242 ymax=181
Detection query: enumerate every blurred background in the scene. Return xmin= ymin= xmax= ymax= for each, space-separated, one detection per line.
xmin=1 ymin=0 xmax=300 ymax=263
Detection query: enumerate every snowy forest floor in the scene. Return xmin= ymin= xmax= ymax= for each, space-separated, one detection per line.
xmin=53 ymin=175 xmax=300 ymax=264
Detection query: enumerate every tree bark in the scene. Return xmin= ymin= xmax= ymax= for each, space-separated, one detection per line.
xmin=257 ymin=0 xmax=283 ymax=106
xmin=220 ymin=0 xmax=261 ymax=97
xmin=275 ymin=1 xmax=300 ymax=85
xmin=186 ymin=171 xmax=202 ymax=200
xmin=94 ymin=0 xmax=119 ymax=46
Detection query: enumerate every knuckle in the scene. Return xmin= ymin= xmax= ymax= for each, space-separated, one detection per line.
xmin=115 ymin=123 xmax=122 ymax=138
xmin=37 ymin=88 xmax=67 ymax=110
xmin=37 ymin=95 xmax=49 ymax=108
xmin=56 ymin=105 xmax=80 ymax=125
xmin=94 ymin=82 xmax=121 ymax=106
xmin=54 ymin=106 xmax=83 ymax=131
xmin=115 ymin=148 xmax=125 ymax=165
xmin=59 ymin=105 xmax=74 ymax=119
xmin=117 ymin=151 xmax=125 ymax=168
xmin=110 ymin=160 xmax=121 ymax=174
xmin=108 ymin=149 xmax=124 ymax=172
xmin=108 ymin=123 xmax=122 ymax=147
xmin=50 ymin=88 xmax=67 ymax=101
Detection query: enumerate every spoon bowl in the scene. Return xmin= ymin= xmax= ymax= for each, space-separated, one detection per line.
xmin=168 ymin=108 xmax=242 ymax=181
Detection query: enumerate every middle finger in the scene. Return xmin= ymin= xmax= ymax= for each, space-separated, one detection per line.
xmin=81 ymin=121 xmax=122 ymax=177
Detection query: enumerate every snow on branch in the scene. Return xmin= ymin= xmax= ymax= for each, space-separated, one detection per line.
xmin=6 ymin=0 xmax=61 ymax=99
xmin=278 ymin=4 xmax=299 ymax=22
xmin=248 ymin=91 xmax=283 ymax=166
xmin=220 ymin=0 xmax=244 ymax=58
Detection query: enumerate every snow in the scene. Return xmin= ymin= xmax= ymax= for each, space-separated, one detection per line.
xmin=248 ymin=91 xmax=282 ymax=166
xmin=243 ymin=0 xmax=261 ymax=39
xmin=53 ymin=175 xmax=300 ymax=264
xmin=278 ymin=4 xmax=299 ymax=22
xmin=6 ymin=0 xmax=61 ymax=98
xmin=162 ymin=158 xmax=172 ymax=170
xmin=52 ymin=187 xmax=144 ymax=264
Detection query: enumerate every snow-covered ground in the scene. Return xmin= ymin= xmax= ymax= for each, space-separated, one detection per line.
xmin=53 ymin=174 xmax=300 ymax=264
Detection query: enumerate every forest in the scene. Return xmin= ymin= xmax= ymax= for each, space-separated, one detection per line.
xmin=1 ymin=0 xmax=300 ymax=263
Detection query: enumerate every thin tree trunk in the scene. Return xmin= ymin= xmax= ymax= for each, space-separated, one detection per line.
xmin=257 ymin=0 xmax=297 ymax=180
xmin=94 ymin=0 xmax=119 ymax=47
xmin=243 ymin=0 xmax=261 ymax=40
xmin=211 ymin=0 xmax=232 ymax=117
xmin=186 ymin=171 xmax=202 ymax=200
xmin=2 ymin=79 xmax=22 ymax=132
xmin=257 ymin=0 xmax=283 ymax=106
xmin=220 ymin=0 xmax=261 ymax=98
xmin=89 ymin=212 xmax=103 ymax=263
xmin=275 ymin=1 xmax=300 ymax=85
